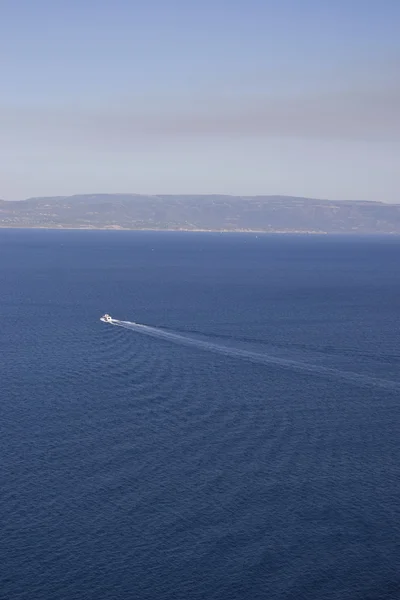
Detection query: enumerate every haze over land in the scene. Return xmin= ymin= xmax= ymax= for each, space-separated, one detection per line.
xmin=1 ymin=194 xmax=400 ymax=233
xmin=1 ymin=2 xmax=399 ymax=203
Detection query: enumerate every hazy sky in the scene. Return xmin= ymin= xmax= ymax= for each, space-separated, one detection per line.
xmin=1 ymin=0 xmax=399 ymax=201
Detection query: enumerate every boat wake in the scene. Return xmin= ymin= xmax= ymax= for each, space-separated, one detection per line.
xmin=108 ymin=319 xmax=400 ymax=392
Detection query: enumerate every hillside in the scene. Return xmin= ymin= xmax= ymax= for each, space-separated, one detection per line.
xmin=1 ymin=194 xmax=400 ymax=233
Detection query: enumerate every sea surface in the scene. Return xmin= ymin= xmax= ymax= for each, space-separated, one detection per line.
xmin=1 ymin=230 xmax=400 ymax=600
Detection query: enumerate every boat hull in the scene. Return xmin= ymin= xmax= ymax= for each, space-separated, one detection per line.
xmin=100 ymin=314 xmax=113 ymax=323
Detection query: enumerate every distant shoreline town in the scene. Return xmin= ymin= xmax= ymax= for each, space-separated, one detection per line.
xmin=1 ymin=194 xmax=399 ymax=234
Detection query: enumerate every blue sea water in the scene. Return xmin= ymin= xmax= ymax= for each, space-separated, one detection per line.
xmin=1 ymin=229 xmax=400 ymax=600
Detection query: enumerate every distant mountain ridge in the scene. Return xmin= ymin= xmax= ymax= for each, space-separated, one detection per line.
xmin=1 ymin=194 xmax=400 ymax=233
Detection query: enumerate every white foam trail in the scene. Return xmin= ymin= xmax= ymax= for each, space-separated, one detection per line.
xmin=110 ymin=319 xmax=400 ymax=391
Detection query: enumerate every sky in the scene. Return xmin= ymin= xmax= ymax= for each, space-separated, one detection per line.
xmin=1 ymin=0 xmax=399 ymax=202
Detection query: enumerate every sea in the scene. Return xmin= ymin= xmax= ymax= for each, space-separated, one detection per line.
xmin=1 ymin=229 xmax=400 ymax=600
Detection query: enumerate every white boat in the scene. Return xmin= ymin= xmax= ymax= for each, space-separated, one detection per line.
xmin=100 ymin=314 xmax=113 ymax=323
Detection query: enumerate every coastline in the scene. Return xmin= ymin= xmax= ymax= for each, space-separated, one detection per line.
xmin=0 ymin=226 xmax=399 ymax=235
xmin=0 ymin=225 xmax=328 ymax=233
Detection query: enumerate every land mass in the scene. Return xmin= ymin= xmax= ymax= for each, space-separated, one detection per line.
xmin=1 ymin=194 xmax=400 ymax=233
